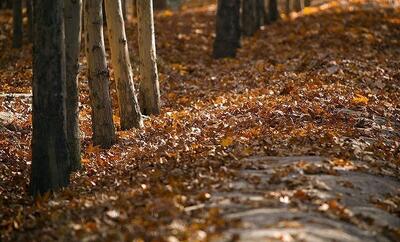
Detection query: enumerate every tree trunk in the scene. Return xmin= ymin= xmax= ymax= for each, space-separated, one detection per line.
xmin=13 ymin=0 xmax=23 ymax=48
xmin=30 ymin=0 xmax=70 ymax=196
xmin=26 ymin=0 xmax=33 ymax=41
xmin=105 ymin=0 xmax=143 ymax=129
xmin=269 ymin=0 xmax=279 ymax=23
xmin=64 ymin=0 xmax=82 ymax=171
xmin=285 ymin=0 xmax=291 ymax=16
xmin=213 ymin=0 xmax=241 ymax=58
xmin=84 ymin=0 xmax=116 ymax=148
xmin=137 ymin=0 xmax=160 ymax=115
xmin=304 ymin=0 xmax=311 ymax=7
xmin=242 ymin=0 xmax=259 ymax=36
xmin=294 ymin=0 xmax=304 ymax=12
xmin=153 ymin=0 xmax=167 ymax=10
xmin=132 ymin=0 xmax=137 ymax=18
xmin=257 ymin=0 xmax=266 ymax=26
xmin=121 ymin=0 xmax=127 ymax=21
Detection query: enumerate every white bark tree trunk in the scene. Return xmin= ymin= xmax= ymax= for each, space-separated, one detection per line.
xmin=105 ymin=0 xmax=143 ymax=130
xmin=84 ymin=0 xmax=116 ymax=148
xmin=137 ymin=0 xmax=160 ymax=115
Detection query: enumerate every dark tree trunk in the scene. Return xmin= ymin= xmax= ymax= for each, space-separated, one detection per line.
xmin=242 ymin=0 xmax=259 ymax=36
xmin=257 ymin=0 xmax=266 ymax=26
xmin=122 ymin=0 xmax=127 ymax=20
xmin=64 ymin=0 xmax=82 ymax=171
xmin=304 ymin=0 xmax=311 ymax=7
xmin=13 ymin=0 xmax=23 ymax=48
xmin=30 ymin=0 xmax=71 ymax=196
xmin=269 ymin=0 xmax=279 ymax=23
xmin=26 ymin=0 xmax=33 ymax=41
xmin=213 ymin=0 xmax=241 ymax=59
xmin=153 ymin=0 xmax=167 ymax=10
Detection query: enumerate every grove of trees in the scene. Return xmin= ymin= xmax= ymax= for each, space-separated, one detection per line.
xmin=6 ymin=0 xmax=310 ymax=195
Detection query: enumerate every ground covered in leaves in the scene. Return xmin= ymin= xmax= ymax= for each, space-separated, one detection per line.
xmin=0 ymin=0 xmax=400 ymax=241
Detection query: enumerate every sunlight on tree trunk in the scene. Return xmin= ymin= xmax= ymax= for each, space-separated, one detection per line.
xmin=84 ymin=0 xmax=116 ymax=148
xmin=137 ymin=0 xmax=161 ymax=115
xmin=64 ymin=0 xmax=82 ymax=171
xmin=105 ymin=0 xmax=143 ymax=129
xmin=30 ymin=0 xmax=70 ymax=196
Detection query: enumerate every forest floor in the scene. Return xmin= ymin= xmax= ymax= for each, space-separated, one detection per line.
xmin=1 ymin=0 xmax=400 ymax=241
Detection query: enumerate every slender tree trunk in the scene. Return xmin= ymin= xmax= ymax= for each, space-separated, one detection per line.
xmin=285 ymin=0 xmax=291 ymax=16
xmin=105 ymin=0 xmax=143 ymax=129
xmin=269 ymin=0 xmax=279 ymax=22
xmin=242 ymin=0 xmax=259 ymax=36
xmin=64 ymin=0 xmax=82 ymax=171
xmin=30 ymin=0 xmax=70 ymax=196
xmin=304 ymin=0 xmax=311 ymax=7
xmin=13 ymin=0 xmax=23 ymax=48
xmin=26 ymin=0 xmax=33 ymax=41
xmin=122 ymin=0 xmax=127 ymax=20
xmin=137 ymin=0 xmax=160 ymax=115
xmin=294 ymin=0 xmax=304 ymax=12
xmin=213 ymin=0 xmax=241 ymax=58
xmin=257 ymin=0 xmax=266 ymax=26
xmin=84 ymin=0 xmax=116 ymax=147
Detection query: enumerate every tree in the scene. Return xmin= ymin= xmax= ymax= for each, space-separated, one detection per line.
xmin=26 ymin=0 xmax=33 ymax=41
xmin=213 ymin=0 xmax=241 ymax=58
xmin=268 ymin=0 xmax=279 ymax=23
xmin=84 ymin=0 xmax=116 ymax=148
xmin=304 ymin=0 xmax=311 ymax=7
xmin=105 ymin=0 xmax=143 ymax=129
xmin=13 ymin=0 xmax=22 ymax=48
xmin=30 ymin=0 xmax=70 ymax=195
xmin=294 ymin=0 xmax=304 ymax=12
xmin=257 ymin=0 xmax=266 ymax=25
xmin=153 ymin=0 xmax=167 ymax=10
xmin=137 ymin=0 xmax=161 ymax=115
xmin=242 ymin=0 xmax=259 ymax=36
xmin=64 ymin=0 xmax=82 ymax=171
xmin=285 ymin=0 xmax=291 ymax=16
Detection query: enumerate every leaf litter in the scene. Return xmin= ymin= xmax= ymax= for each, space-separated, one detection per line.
xmin=0 ymin=0 xmax=400 ymax=241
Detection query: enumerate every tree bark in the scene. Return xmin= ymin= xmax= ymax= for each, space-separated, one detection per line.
xmin=84 ymin=0 xmax=116 ymax=148
xmin=64 ymin=0 xmax=82 ymax=171
xmin=105 ymin=0 xmax=143 ymax=129
xmin=13 ymin=0 xmax=23 ymax=48
xmin=137 ymin=0 xmax=160 ymax=115
xmin=242 ymin=0 xmax=259 ymax=36
xmin=30 ymin=0 xmax=70 ymax=196
xmin=304 ymin=0 xmax=311 ymax=7
xmin=26 ymin=0 xmax=33 ymax=41
xmin=213 ymin=0 xmax=241 ymax=58
xmin=269 ymin=0 xmax=279 ymax=23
